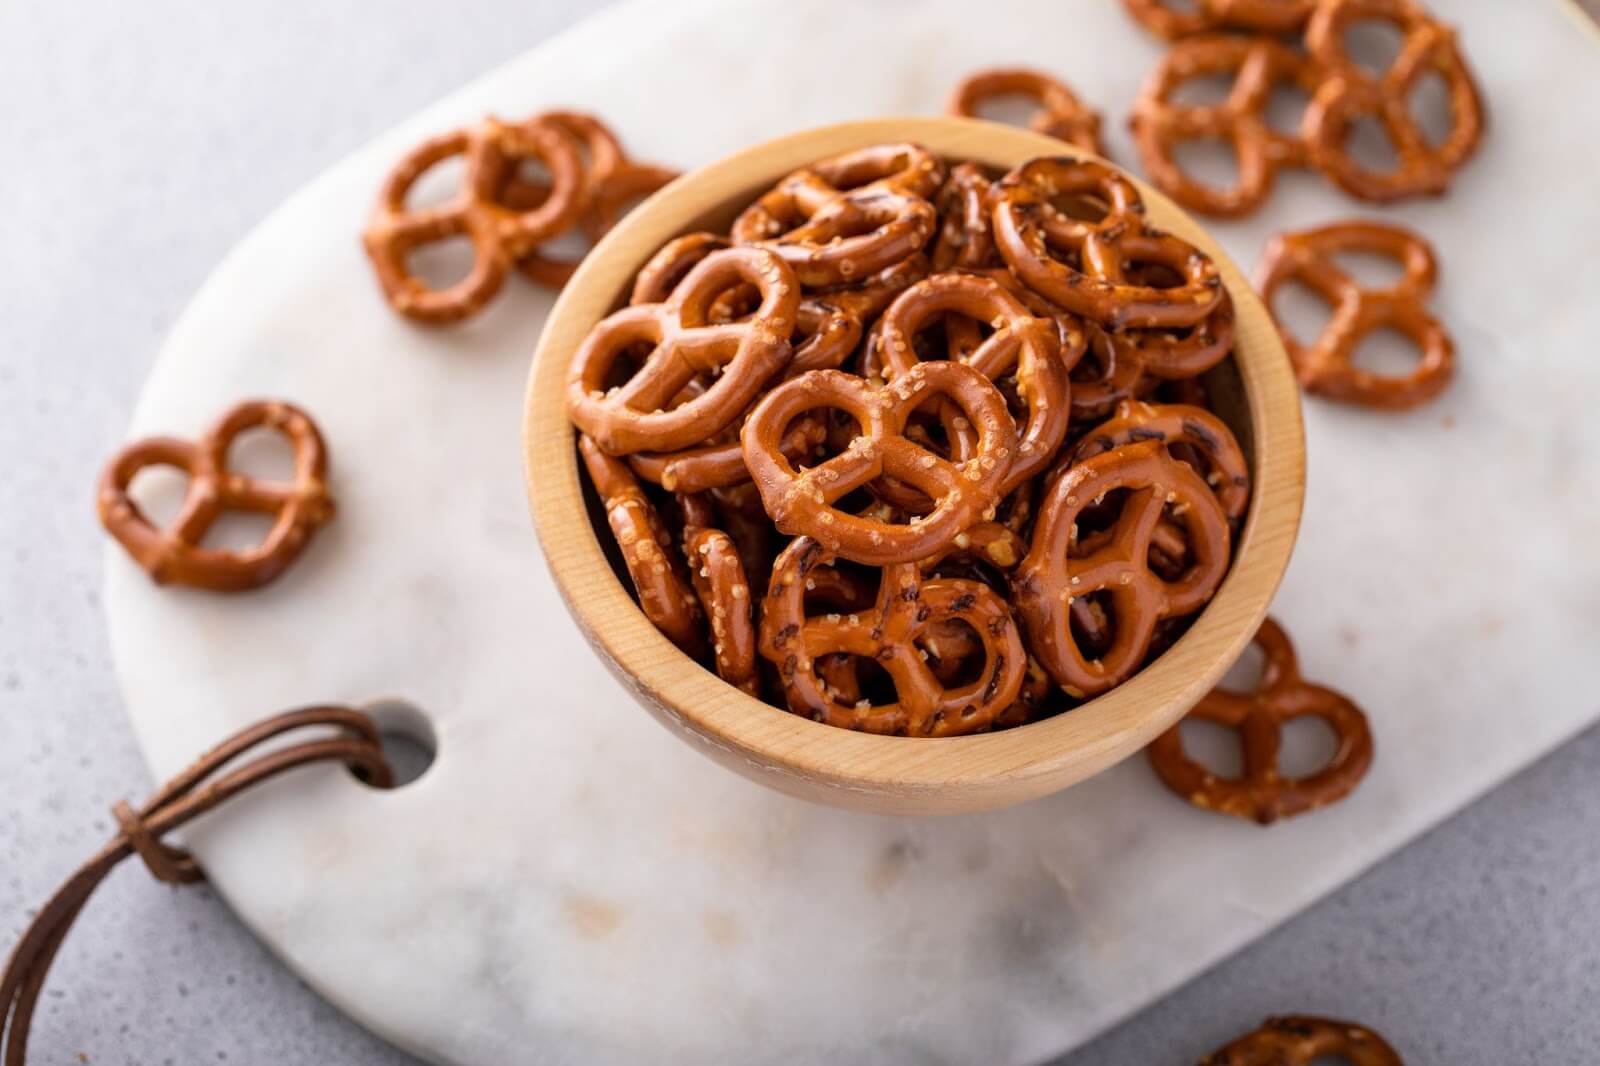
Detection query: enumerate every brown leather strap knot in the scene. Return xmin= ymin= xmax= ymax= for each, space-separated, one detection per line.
xmin=110 ymin=800 xmax=203 ymax=886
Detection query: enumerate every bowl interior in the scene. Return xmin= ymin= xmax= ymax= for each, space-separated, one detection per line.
xmin=526 ymin=117 xmax=1303 ymax=815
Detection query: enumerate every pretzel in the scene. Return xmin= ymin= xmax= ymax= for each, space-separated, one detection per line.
xmin=875 ymin=272 xmax=1068 ymax=493
xmin=1302 ymin=0 xmax=1484 ymax=202
xmin=97 ymin=400 xmax=335 ymax=592
xmin=741 ymin=364 xmax=1017 ymax=565
xmin=931 ymin=163 xmax=1000 ymax=272
xmin=731 ymin=143 xmax=943 ymax=287
xmin=578 ymin=435 xmax=705 ymax=656
xmin=1148 ymin=617 xmax=1374 ymax=823
xmin=363 ymin=116 xmax=583 ymax=323
xmin=992 ymin=157 xmax=1223 ymax=330
xmin=946 ymin=68 xmax=1105 ymax=156
xmin=1255 ymin=221 xmax=1452 ymax=409
xmin=517 ymin=162 xmax=680 ymax=288
xmin=1069 ymin=398 xmax=1250 ymax=525
xmin=758 ymin=537 xmax=1025 ymax=735
xmin=1120 ymin=0 xmax=1316 ymax=39
xmin=1130 ymin=37 xmax=1324 ymax=218
xmin=1200 ymin=1016 xmax=1402 ymax=1066
xmin=679 ymin=494 xmax=757 ymax=695
xmin=1011 ymin=440 xmax=1230 ymax=697
xmin=566 ymin=246 xmax=800 ymax=454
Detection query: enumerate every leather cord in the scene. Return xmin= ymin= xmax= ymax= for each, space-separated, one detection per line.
xmin=0 ymin=707 xmax=393 ymax=1066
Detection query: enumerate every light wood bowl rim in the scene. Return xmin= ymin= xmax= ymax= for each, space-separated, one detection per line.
xmin=524 ymin=117 xmax=1304 ymax=815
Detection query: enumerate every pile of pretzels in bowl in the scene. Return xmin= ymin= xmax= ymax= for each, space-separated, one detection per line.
xmin=563 ymin=141 xmax=1255 ymax=738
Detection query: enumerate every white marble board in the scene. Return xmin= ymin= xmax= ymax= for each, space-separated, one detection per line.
xmin=104 ymin=1 xmax=1600 ymax=1063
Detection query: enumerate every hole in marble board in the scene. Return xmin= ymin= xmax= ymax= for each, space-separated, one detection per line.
xmin=226 ymin=426 xmax=295 ymax=482
xmin=198 ymin=510 xmax=277 ymax=554
xmin=1170 ymin=70 xmax=1236 ymax=108
xmin=1344 ymin=113 xmax=1401 ymax=175
xmin=406 ymin=237 xmax=479 ymax=290
xmin=1407 ymin=69 xmax=1455 ymax=148
xmin=1331 ymin=249 xmax=1407 ymax=289
xmin=1178 ymin=718 xmax=1243 ymax=778
xmin=403 ymin=154 xmax=466 ymax=211
xmin=1279 ymin=716 xmax=1342 ymax=779
xmin=1218 ymin=639 xmax=1267 ymax=694
xmin=1269 ymin=279 xmax=1333 ymax=349
xmin=126 ymin=465 xmax=190 ymax=529
xmin=1341 ymin=18 xmax=1404 ymax=76
xmin=972 ymin=93 xmax=1043 ymax=128
xmin=1350 ymin=325 xmax=1422 ymax=378
xmin=359 ymin=699 xmax=439 ymax=788
xmin=1170 ymin=138 xmax=1241 ymax=192
xmin=1264 ymin=82 xmax=1313 ymax=136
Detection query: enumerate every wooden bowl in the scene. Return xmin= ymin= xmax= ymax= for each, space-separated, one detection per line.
xmin=525 ymin=117 xmax=1304 ymax=815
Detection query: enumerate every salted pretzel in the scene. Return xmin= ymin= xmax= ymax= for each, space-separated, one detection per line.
xmin=567 ymin=246 xmax=800 ymax=454
xmin=1256 ymin=221 xmax=1452 ymax=409
xmin=363 ymin=115 xmax=583 ymax=323
xmin=741 ymin=364 xmax=1018 ymax=565
xmin=758 ymin=537 xmax=1025 ymax=735
xmin=992 ymin=157 xmax=1223 ymax=330
xmin=1201 ymin=1016 xmax=1402 ymax=1066
xmin=1130 ymin=37 xmax=1324 ymax=218
xmin=1069 ymin=399 xmax=1250 ymax=525
xmin=931 ymin=163 xmax=1000 ymax=272
xmin=578 ymin=435 xmax=705 ymax=657
xmin=1012 ymin=440 xmax=1230 ymax=697
xmin=1120 ymin=0 xmax=1316 ymax=39
xmin=627 ymin=411 xmax=826 ymax=494
xmin=1302 ymin=0 xmax=1484 ymax=202
xmin=875 ymin=273 xmax=1068 ymax=493
xmin=679 ymin=494 xmax=757 ymax=695
xmin=1148 ymin=617 xmax=1374 ymax=824
xmin=946 ymin=68 xmax=1105 ymax=156
xmin=97 ymin=400 xmax=335 ymax=592
xmin=731 ymin=143 xmax=943 ymax=287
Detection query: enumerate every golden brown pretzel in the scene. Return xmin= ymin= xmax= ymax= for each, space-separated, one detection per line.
xmin=1148 ymin=617 xmax=1374 ymax=824
xmin=946 ymin=68 xmax=1104 ymax=156
xmin=1120 ymin=0 xmax=1316 ymax=39
xmin=1068 ymin=398 xmax=1250 ymax=525
xmin=875 ymin=272 xmax=1069 ymax=493
xmin=931 ymin=163 xmax=1000 ymax=272
xmin=1200 ymin=1016 xmax=1402 ymax=1066
xmin=680 ymin=494 xmax=758 ymax=695
xmin=1130 ymin=36 xmax=1325 ymax=218
xmin=1302 ymin=0 xmax=1484 ymax=202
xmin=97 ymin=400 xmax=335 ymax=593
xmin=1255 ymin=220 xmax=1451 ymax=409
xmin=731 ymin=143 xmax=943 ymax=287
xmin=578 ymin=435 xmax=706 ymax=657
xmin=991 ymin=157 xmax=1223 ymax=330
xmin=629 ymin=232 xmax=731 ymax=305
xmin=567 ymin=246 xmax=800 ymax=454
xmin=626 ymin=411 xmax=826 ymax=494
xmin=363 ymin=116 xmax=583 ymax=324
xmin=1011 ymin=440 xmax=1230 ymax=697
xmin=741 ymin=364 xmax=1017 ymax=565
xmin=758 ymin=537 xmax=1025 ymax=735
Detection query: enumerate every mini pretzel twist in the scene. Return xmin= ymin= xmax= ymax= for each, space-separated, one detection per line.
xmin=566 ymin=246 xmax=801 ymax=455
xmin=1255 ymin=220 xmax=1452 ymax=409
xmin=758 ymin=537 xmax=1025 ymax=736
xmin=1068 ymin=398 xmax=1250 ymax=525
xmin=1200 ymin=1016 xmax=1402 ymax=1065
xmin=1011 ymin=440 xmax=1230 ymax=697
xmin=875 ymin=272 xmax=1069 ymax=493
xmin=1302 ymin=0 xmax=1484 ymax=202
xmin=741 ymin=364 xmax=1018 ymax=565
xmin=946 ymin=68 xmax=1105 ymax=156
xmin=1130 ymin=37 xmax=1325 ymax=218
xmin=679 ymin=494 xmax=757 ymax=695
xmin=362 ymin=115 xmax=583 ymax=323
xmin=1120 ymin=0 xmax=1316 ymax=39
xmin=97 ymin=400 xmax=335 ymax=592
xmin=731 ymin=143 xmax=944 ymax=287
xmin=991 ymin=157 xmax=1223 ymax=330
xmin=1148 ymin=617 xmax=1375 ymax=824
xmin=578 ymin=435 xmax=706 ymax=657
xmin=931 ymin=163 xmax=1000 ymax=272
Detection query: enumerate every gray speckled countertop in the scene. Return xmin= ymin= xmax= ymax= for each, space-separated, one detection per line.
xmin=1 ymin=3 xmax=1596 ymax=1063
